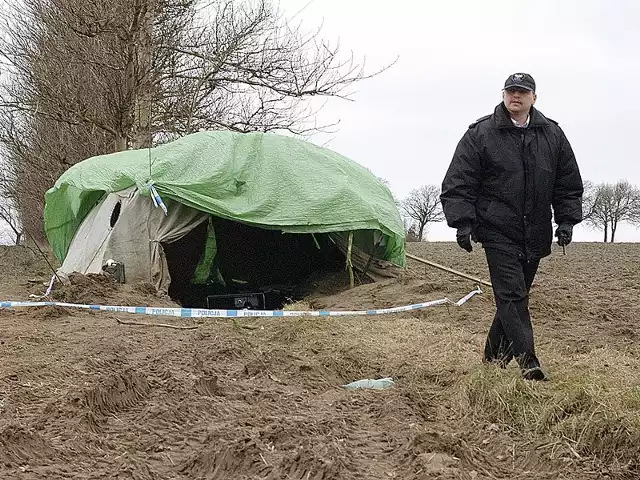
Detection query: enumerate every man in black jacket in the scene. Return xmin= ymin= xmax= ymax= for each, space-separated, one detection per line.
xmin=440 ymin=73 xmax=583 ymax=381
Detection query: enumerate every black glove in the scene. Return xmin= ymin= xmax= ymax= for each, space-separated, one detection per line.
xmin=555 ymin=223 xmax=573 ymax=247
xmin=456 ymin=225 xmax=474 ymax=253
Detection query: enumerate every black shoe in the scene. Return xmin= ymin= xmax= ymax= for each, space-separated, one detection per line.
xmin=522 ymin=366 xmax=546 ymax=381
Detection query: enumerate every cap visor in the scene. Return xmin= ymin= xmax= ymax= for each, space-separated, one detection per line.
xmin=504 ymin=85 xmax=534 ymax=91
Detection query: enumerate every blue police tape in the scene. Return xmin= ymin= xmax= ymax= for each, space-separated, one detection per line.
xmin=1 ymin=287 xmax=482 ymax=318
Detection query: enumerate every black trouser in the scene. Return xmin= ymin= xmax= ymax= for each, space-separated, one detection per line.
xmin=484 ymin=247 xmax=540 ymax=370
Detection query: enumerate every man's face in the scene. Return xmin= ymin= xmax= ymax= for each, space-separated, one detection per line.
xmin=503 ymin=87 xmax=536 ymax=115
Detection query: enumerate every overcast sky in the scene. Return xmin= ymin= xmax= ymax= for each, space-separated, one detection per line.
xmin=1 ymin=0 xmax=637 ymax=244
xmin=278 ymin=0 xmax=640 ymax=242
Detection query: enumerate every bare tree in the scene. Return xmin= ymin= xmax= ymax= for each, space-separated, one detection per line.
xmin=0 ymin=147 xmax=23 ymax=244
xmin=0 ymin=0 xmax=204 ymax=152
xmin=402 ymin=218 xmax=420 ymax=243
xmin=583 ymin=180 xmax=640 ymax=242
xmin=0 ymin=0 xmax=170 ymax=241
xmin=581 ymin=180 xmax=596 ymax=222
xmin=0 ymin=201 xmax=22 ymax=245
xmin=0 ymin=0 xmax=391 ymax=245
xmin=584 ymin=183 xmax=613 ymax=242
xmin=608 ymin=180 xmax=640 ymax=242
xmin=0 ymin=104 xmax=113 ymax=242
xmin=401 ymin=185 xmax=445 ymax=241
xmin=156 ymin=0 xmax=393 ymax=139
xmin=1 ymin=0 xmax=389 ymax=145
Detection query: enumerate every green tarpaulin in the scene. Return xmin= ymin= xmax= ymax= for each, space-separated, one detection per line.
xmin=44 ymin=131 xmax=406 ymax=266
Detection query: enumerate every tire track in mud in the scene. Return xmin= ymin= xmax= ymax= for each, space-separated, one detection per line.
xmin=4 ymin=242 xmax=636 ymax=480
xmin=181 ymin=437 xmax=274 ymax=479
xmin=133 ymin=338 xmax=413 ymax=479
xmin=0 ymin=424 xmax=66 ymax=467
xmin=84 ymin=371 xmax=151 ymax=416
xmin=0 ymin=347 xmax=162 ymax=475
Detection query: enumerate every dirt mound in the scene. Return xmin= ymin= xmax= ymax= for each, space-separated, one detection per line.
xmin=301 ymin=269 xmax=361 ymax=297
xmin=132 ymin=282 xmax=158 ymax=295
xmin=308 ymin=276 xmax=450 ymax=312
xmin=51 ymin=272 xmax=118 ymax=304
xmin=47 ymin=272 xmax=179 ymax=311
xmin=31 ymin=305 xmax=73 ymax=320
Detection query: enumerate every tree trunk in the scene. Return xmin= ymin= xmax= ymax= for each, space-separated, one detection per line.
xmin=608 ymin=217 xmax=620 ymax=243
xmin=114 ymin=134 xmax=128 ymax=152
xmin=120 ymin=1 xmax=146 ymax=153
xmin=417 ymin=222 xmax=426 ymax=242
xmin=603 ymin=223 xmax=608 ymax=242
xmin=132 ymin=0 xmax=155 ymax=150
xmin=2 ymin=211 xmax=23 ymax=245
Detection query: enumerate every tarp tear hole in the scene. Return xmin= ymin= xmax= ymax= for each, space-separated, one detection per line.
xmin=110 ymin=201 xmax=122 ymax=228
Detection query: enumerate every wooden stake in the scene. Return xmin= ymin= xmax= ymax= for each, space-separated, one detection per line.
xmin=116 ymin=318 xmax=198 ymax=330
xmin=346 ymin=231 xmax=355 ymax=289
xmin=406 ymin=253 xmax=492 ymax=288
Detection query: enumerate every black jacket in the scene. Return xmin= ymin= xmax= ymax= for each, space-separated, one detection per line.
xmin=440 ymin=103 xmax=583 ymax=259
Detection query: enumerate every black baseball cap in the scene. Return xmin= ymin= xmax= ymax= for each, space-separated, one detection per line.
xmin=504 ymin=73 xmax=536 ymax=92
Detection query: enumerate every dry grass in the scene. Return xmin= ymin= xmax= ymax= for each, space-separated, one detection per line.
xmin=461 ymin=346 xmax=640 ymax=466
xmin=281 ymin=299 xmax=313 ymax=311
xmin=259 ymin=312 xmax=640 ymax=475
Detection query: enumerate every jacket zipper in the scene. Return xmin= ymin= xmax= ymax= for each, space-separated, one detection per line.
xmin=521 ymin=132 xmax=528 ymax=260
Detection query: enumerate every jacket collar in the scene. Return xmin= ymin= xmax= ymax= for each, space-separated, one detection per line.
xmin=493 ymin=103 xmax=551 ymax=129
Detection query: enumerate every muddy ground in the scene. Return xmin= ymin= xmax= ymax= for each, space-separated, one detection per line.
xmin=1 ymin=242 xmax=640 ymax=479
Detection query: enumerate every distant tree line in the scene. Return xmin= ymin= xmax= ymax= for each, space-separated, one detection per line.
xmin=582 ymin=180 xmax=640 ymax=242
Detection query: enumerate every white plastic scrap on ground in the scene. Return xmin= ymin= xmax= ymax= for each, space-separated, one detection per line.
xmin=342 ymin=377 xmax=395 ymax=390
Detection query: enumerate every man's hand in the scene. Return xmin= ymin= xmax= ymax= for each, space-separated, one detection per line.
xmin=456 ymin=225 xmax=474 ymax=253
xmin=555 ymin=223 xmax=573 ymax=247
